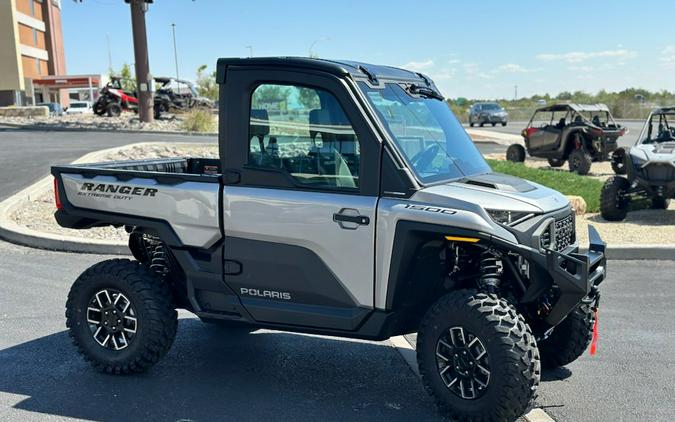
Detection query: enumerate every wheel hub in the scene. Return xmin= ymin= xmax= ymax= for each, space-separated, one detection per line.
xmin=86 ymin=289 xmax=137 ymax=351
xmin=436 ymin=326 xmax=490 ymax=400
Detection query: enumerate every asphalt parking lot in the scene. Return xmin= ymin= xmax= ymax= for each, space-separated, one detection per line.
xmin=0 ymin=128 xmax=673 ymax=421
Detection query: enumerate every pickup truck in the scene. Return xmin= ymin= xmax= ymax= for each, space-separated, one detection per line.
xmin=53 ymin=57 xmax=606 ymax=421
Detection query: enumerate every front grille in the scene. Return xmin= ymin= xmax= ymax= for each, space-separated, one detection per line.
xmin=637 ymin=163 xmax=675 ymax=183
xmin=553 ymin=213 xmax=575 ymax=251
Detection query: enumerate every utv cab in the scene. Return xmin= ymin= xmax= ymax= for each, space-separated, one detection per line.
xmin=600 ymin=107 xmax=675 ymax=220
xmin=506 ymin=103 xmax=625 ymax=175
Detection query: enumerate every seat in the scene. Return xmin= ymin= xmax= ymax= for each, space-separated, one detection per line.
xmin=250 ymin=109 xmax=270 ymax=165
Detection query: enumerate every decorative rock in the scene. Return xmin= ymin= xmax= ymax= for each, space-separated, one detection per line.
xmin=566 ymin=195 xmax=587 ymax=215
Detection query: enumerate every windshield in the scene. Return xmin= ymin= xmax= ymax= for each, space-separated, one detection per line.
xmin=638 ymin=112 xmax=675 ymax=144
xmin=480 ymin=103 xmax=502 ymax=111
xmin=359 ymin=82 xmax=491 ymax=183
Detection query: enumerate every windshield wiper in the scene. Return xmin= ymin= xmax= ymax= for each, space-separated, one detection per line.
xmin=408 ymin=84 xmax=445 ymax=101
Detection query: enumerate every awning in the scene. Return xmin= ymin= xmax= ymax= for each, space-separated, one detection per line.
xmin=31 ymin=75 xmax=101 ymax=89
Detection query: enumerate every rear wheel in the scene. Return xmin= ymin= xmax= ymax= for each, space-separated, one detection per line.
xmin=506 ymin=144 xmax=526 ymax=162
xmin=600 ymin=176 xmax=630 ymax=221
xmin=65 ymin=259 xmax=177 ymax=374
xmin=568 ymin=149 xmax=592 ymax=175
xmin=538 ymin=302 xmax=595 ymax=368
xmin=547 ymin=158 xmax=565 ymax=167
xmin=93 ymin=100 xmax=106 ymax=116
xmin=651 ymin=197 xmax=671 ymax=209
xmin=106 ymin=103 xmax=122 ymax=117
xmin=417 ymin=290 xmax=540 ymax=421
xmin=502 ymin=122 xmax=507 ymax=127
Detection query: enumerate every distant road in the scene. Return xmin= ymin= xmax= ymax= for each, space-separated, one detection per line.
xmin=463 ymin=120 xmax=643 ymax=148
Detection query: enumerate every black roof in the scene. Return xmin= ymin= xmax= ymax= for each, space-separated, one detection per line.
xmin=216 ymin=57 xmax=427 ymax=84
xmin=652 ymin=106 xmax=675 ymax=114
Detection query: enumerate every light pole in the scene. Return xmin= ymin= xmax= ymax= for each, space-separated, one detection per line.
xmin=308 ymin=37 xmax=330 ymax=57
xmin=171 ymin=23 xmax=180 ymax=95
xmin=245 ymin=45 xmax=253 ymax=57
xmin=129 ymin=0 xmax=153 ymax=122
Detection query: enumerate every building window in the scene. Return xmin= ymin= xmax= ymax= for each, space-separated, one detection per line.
xmin=32 ymin=28 xmax=38 ymax=46
xmin=36 ymin=58 xmax=41 ymax=75
xmin=29 ymin=0 xmax=35 ymax=16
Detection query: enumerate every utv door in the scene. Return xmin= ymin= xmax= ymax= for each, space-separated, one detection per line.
xmin=528 ymin=111 xmax=562 ymax=151
xmin=220 ymin=68 xmax=381 ymax=331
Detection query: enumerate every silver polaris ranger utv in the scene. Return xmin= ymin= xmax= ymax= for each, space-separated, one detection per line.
xmin=52 ymin=58 xmax=606 ymax=421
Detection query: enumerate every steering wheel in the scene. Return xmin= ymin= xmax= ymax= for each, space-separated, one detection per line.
xmin=411 ymin=144 xmax=440 ymax=171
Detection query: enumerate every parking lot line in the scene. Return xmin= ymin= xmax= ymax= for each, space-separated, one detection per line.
xmin=390 ymin=335 xmax=556 ymax=422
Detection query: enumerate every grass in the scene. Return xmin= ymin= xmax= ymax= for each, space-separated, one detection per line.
xmin=486 ymin=159 xmax=604 ymax=212
xmin=181 ymin=109 xmax=216 ymax=133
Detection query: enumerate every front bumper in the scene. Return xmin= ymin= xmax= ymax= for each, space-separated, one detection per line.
xmin=540 ymin=225 xmax=605 ymax=324
xmin=494 ymin=225 xmax=606 ymax=326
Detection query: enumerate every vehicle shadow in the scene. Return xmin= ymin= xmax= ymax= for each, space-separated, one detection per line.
xmin=0 ymin=318 xmax=444 ymax=422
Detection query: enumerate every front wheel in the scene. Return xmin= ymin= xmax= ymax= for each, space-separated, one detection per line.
xmin=417 ymin=290 xmax=540 ymax=421
xmin=538 ymin=302 xmax=595 ymax=368
xmin=651 ymin=197 xmax=671 ymax=209
xmin=600 ymin=176 xmax=630 ymax=221
xmin=506 ymin=143 xmax=526 ymax=162
xmin=547 ymin=157 xmax=565 ymax=167
xmin=502 ymin=122 xmax=507 ymax=127
xmin=568 ymin=149 xmax=592 ymax=175
xmin=65 ymin=259 xmax=177 ymax=374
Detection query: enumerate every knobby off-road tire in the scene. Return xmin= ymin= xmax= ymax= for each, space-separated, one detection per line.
xmin=568 ymin=149 xmax=592 ymax=175
xmin=538 ymin=302 xmax=595 ymax=368
xmin=66 ymin=259 xmax=177 ymax=374
xmin=506 ymin=144 xmax=526 ymax=163
xmin=547 ymin=158 xmax=565 ymax=168
xmin=651 ymin=197 xmax=671 ymax=210
xmin=600 ymin=176 xmax=630 ymax=221
xmin=417 ymin=289 xmax=540 ymax=421
xmin=106 ymin=103 xmax=122 ymax=117
xmin=611 ymin=148 xmax=627 ymax=175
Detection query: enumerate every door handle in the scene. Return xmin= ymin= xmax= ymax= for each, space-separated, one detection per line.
xmin=333 ymin=213 xmax=370 ymax=226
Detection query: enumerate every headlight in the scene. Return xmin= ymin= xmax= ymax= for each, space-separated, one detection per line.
xmin=486 ymin=209 xmax=535 ymax=226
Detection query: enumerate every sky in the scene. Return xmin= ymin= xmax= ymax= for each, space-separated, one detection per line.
xmin=62 ymin=0 xmax=675 ymax=99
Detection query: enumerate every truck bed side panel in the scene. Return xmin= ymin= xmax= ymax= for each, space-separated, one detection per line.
xmin=59 ymin=173 xmax=221 ymax=248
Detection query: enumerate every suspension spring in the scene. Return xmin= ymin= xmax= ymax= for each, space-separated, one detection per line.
xmin=479 ymin=251 xmax=502 ymax=292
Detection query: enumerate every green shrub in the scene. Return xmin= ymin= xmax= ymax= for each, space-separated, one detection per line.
xmin=487 ymin=159 xmax=603 ymax=212
xmin=181 ymin=110 xmax=216 ymax=133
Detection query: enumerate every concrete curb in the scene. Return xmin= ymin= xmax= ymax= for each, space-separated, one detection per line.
xmin=0 ymin=121 xmax=217 ymax=137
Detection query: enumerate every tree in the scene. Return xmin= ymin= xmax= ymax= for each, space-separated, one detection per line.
xmin=109 ymin=63 xmax=136 ymax=92
xmin=297 ymin=87 xmax=320 ymax=110
xmin=195 ymin=64 xmax=218 ymax=100
xmin=252 ymin=85 xmax=290 ymax=109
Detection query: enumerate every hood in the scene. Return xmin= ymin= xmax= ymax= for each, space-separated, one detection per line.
xmin=413 ymin=172 xmax=569 ymax=214
xmin=631 ymin=143 xmax=675 ymax=163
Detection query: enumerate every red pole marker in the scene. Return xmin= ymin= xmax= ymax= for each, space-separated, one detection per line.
xmin=590 ymin=310 xmax=599 ymax=356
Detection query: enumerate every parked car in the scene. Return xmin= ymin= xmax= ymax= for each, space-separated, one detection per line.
xmin=507 ymin=103 xmax=626 ymax=175
xmin=64 ymin=101 xmax=93 ymax=115
xmin=600 ymin=106 xmax=675 ymax=220
xmin=52 ymin=57 xmax=607 ymax=422
xmin=468 ymin=102 xmax=508 ymax=127
xmin=37 ymin=102 xmax=63 ymax=117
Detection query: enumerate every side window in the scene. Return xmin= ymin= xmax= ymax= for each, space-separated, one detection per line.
xmin=248 ymin=84 xmax=360 ymax=189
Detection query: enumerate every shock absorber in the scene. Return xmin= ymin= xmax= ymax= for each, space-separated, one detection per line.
xmin=479 ymin=251 xmax=502 ymax=293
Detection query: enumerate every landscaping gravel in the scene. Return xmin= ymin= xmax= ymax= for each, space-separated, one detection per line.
xmin=0 ymin=113 xmax=217 ymax=134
